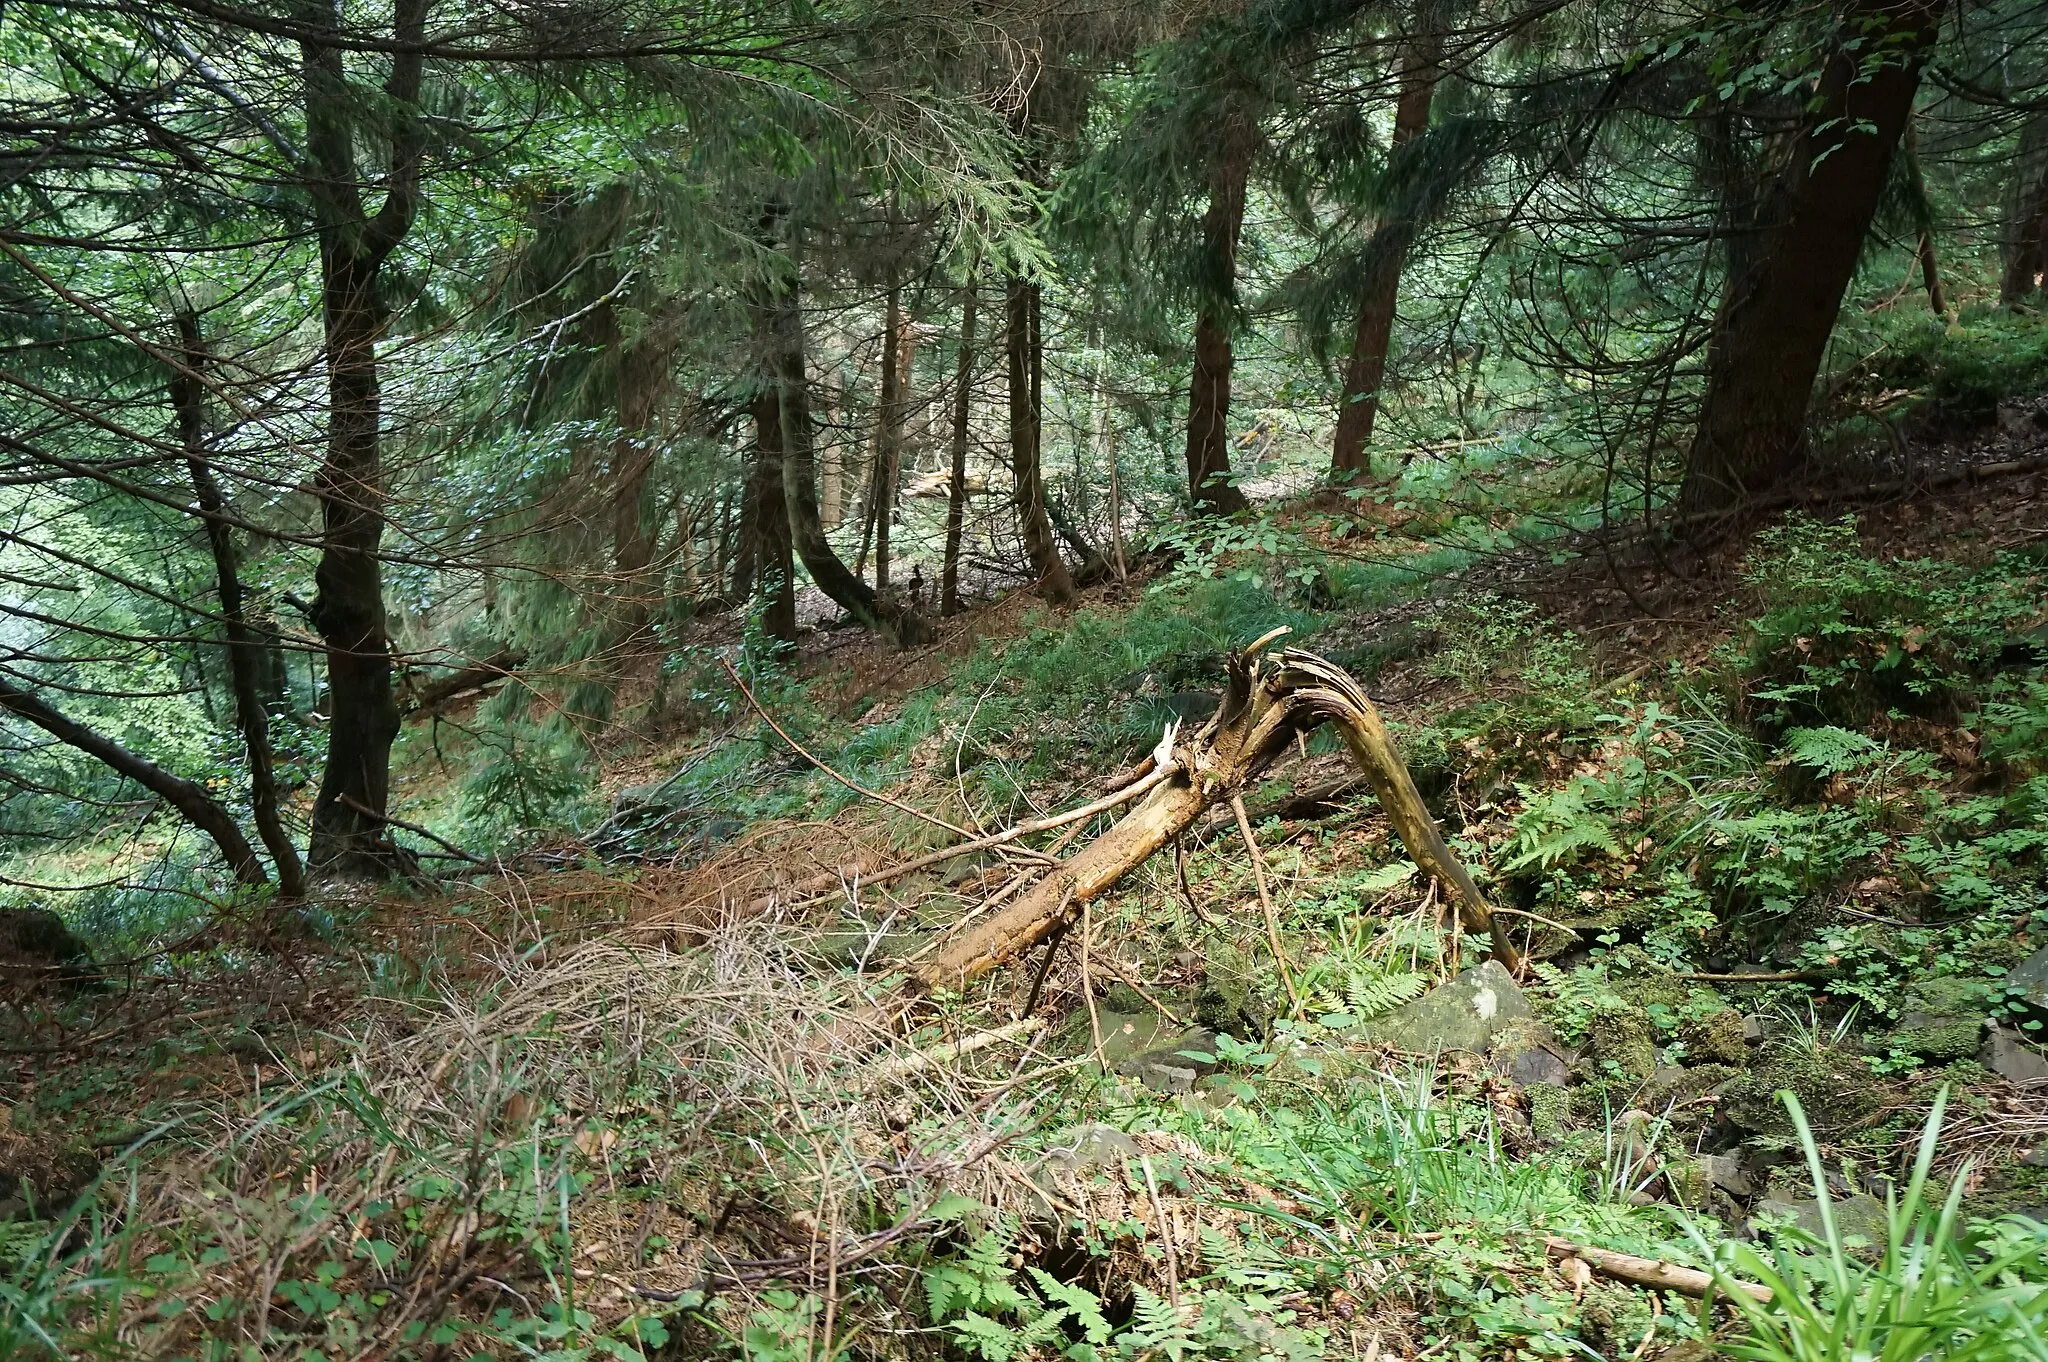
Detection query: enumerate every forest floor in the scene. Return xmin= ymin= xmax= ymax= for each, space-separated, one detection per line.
xmin=6 ymin=442 xmax=2048 ymax=1360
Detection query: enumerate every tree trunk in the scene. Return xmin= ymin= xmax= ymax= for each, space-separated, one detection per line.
xmin=1183 ymin=110 xmax=1257 ymax=517
xmin=611 ymin=335 xmax=669 ymax=642
xmin=821 ymin=362 xmax=846 ymax=527
xmin=746 ymin=388 xmax=798 ymax=643
xmin=943 ymin=282 xmax=976 ymax=616
xmin=1008 ymin=278 xmax=1077 ymax=603
xmin=1331 ymin=37 xmax=1440 ymax=481
xmin=172 ymin=311 xmax=306 ymax=899
xmin=299 ymin=0 xmax=425 ymax=877
xmin=2001 ymin=109 xmax=2048 ymax=305
xmin=0 ymin=675 xmax=267 ymax=887
xmin=1901 ymin=119 xmax=1947 ymax=317
xmin=757 ymin=220 xmax=930 ymax=647
xmin=1676 ymin=0 xmax=1944 ymax=516
xmin=871 ymin=287 xmax=904 ymax=594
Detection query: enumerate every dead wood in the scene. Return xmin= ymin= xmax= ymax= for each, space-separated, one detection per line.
xmin=1543 ymin=1237 xmax=1772 ymax=1303
xmin=401 ymin=648 xmax=524 ymax=718
xmin=907 ymin=639 xmax=1517 ymax=1000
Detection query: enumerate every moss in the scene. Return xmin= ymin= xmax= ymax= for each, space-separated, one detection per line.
xmin=1528 ymin=1082 xmax=1571 ymax=1143
xmin=1887 ymin=1017 xmax=1983 ymax=1062
xmin=1682 ymin=1008 xmax=1749 ymax=1066
xmin=1581 ymin=1008 xmax=1658 ymax=1082
xmin=1720 ymin=1045 xmax=1883 ymax=1140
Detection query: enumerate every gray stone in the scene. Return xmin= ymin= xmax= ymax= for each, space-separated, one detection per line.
xmin=1489 ymin=1016 xmax=1571 ymax=1088
xmin=2009 ymin=947 xmax=2048 ymax=1015
xmin=1752 ymin=1193 xmax=1889 ymax=1245
xmin=1742 ymin=1014 xmax=1770 ymax=1044
xmin=1356 ymin=961 xmax=1533 ymax=1055
xmin=1984 ymin=1025 xmax=2048 ymax=1083
xmin=1041 ymin=1124 xmax=1140 ymax=1175
xmin=2023 ymin=1145 xmax=2048 ymax=1169
xmin=1109 ymin=1023 xmax=1220 ymax=1095
xmin=1699 ymin=1153 xmax=1755 ymax=1198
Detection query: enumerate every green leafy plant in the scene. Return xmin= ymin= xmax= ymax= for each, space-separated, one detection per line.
xmin=1689 ymin=1089 xmax=2048 ymax=1362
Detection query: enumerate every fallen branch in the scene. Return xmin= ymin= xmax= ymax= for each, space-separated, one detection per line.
xmin=401 ymin=647 xmax=524 ymax=718
xmin=1543 ymin=1237 xmax=1771 ymax=1304
xmin=903 ymin=638 xmax=1517 ymax=1002
xmin=863 ymin=1017 xmax=1046 ymax=1086
xmin=338 ymin=795 xmax=488 ymax=867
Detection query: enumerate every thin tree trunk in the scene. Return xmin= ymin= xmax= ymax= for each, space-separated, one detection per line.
xmin=1008 ymin=278 xmax=1077 ymax=603
xmin=1901 ymin=120 xmax=1947 ymax=317
xmin=2001 ymin=109 xmax=2048 ymax=305
xmin=1331 ymin=37 xmax=1440 ymax=481
xmin=943 ymin=281 xmax=976 ymax=616
xmin=746 ymin=388 xmax=797 ymax=643
xmin=758 ymin=211 xmax=929 ymax=647
xmin=1677 ymin=0 xmax=1944 ymax=517
xmin=871 ymin=287 xmax=904 ymax=594
xmin=172 ymin=311 xmax=305 ymax=899
xmin=821 ymin=362 xmax=845 ymax=527
xmin=299 ymin=0 xmax=426 ymax=877
xmin=0 ymin=675 xmax=267 ymax=886
xmin=1184 ymin=110 xmax=1257 ymax=517
xmin=611 ymin=336 xmax=669 ymax=642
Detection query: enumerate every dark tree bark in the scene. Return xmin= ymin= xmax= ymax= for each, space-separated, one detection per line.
xmin=2001 ymin=109 xmax=2048 ymax=305
xmin=745 ymin=389 xmax=798 ymax=643
xmin=298 ymin=0 xmax=427 ymax=876
xmin=1007 ymin=278 xmax=1077 ymax=603
xmin=869 ymin=286 xmax=904 ymax=594
xmin=1183 ymin=109 xmax=1257 ymax=517
xmin=0 ymin=676 xmax=266 ymax=887
xmin=172 ymin=311 xmax=305 ymax=900
xmin=943 ymin=282 xmax=976 ymax=616
xmin=1901 ymin=119 xmax=1947 ymax=317
xmin=755 ymin=216 xmax=930 ymax=647
xmin=1677 ymin=0 xmax=1945 ymax=517
xmin=1330 ymin=38 xmax=1440 ymax=481
xmin=610 ymin=328 xmax=673 ymax=643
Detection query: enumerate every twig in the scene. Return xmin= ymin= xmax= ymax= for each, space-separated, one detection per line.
xmin=1139 ymin=1154 xmax=1181 ymax=1308
xmin=1676 ymin=969 xmax=1827 ymax=983
xmin=1233 ymin=794 xmax=1301 ymax=1012
xmin=721 ymin=658 xmax=975 ymax=841
xmin=1089 ymin=951 xmax=1188 ymax=1028
xmin=337 ymin=794 xmax=487 ymax=866
xmin=1022 ymin=917 xmax=1071 ymax=1018
xmin=1081 ymin=897 xmax=1105 ymax=1068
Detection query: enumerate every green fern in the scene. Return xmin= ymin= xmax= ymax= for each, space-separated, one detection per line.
xmin=1779 ymin=725 xmax=1885 ymax=776
xmin=1122 ymin=1287 xmax=1199 ymax=1362
xmin=1344 ymin=968 xmax=1426 ymax=1020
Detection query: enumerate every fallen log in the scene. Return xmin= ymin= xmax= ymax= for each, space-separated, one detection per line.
xmin=402 ymin=647 xmax=524 ymax=718
xmin=1543 ymin=1237 xmax=1772 ymax=1304
xmin=908 ymin=636 xmax=1517 ymax=999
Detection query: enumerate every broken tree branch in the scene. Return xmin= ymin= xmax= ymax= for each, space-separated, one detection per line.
xmin=903 ymin=641 xmax=1517 ymax=1002
xmin=1543 ymin=1237 xmax=1772 ymax=1304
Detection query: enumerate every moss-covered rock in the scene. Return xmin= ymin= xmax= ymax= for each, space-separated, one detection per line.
xmin=1720 ymin=1045 xmax=1883 ymax=1140
xmin=1580 ymin=1007 xmax=1658 ymax=1082
xmin=1527 ymin=1082 xmax=1571 ymax=1144
xmin=1681 ymin=1008 xmax=1750 ymax=1066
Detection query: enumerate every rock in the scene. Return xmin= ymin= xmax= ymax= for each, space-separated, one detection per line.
xmin=811 ymin=930 xmax=920 ymax=969
xmin=1355 ymin=961 xmax=1533 ymax=1055
xmin=2024 ymin=1145 xmax=2048 ymax=1169
xmin=1526 ymin=1083 xmax=1571 ymax=1143
xmin=1741 ymin=1014 xmax=1772 ymax=1044
xmin=0 ymin=907 xmax=97 ymax=989
xmin=1699 ymin=1153 xmax=1756 ymax=1198
xmin=1041 ymin=1124 xmax=1140 ymax=1176
xmin=1752 ymin=1193 xmax=1889 ymax=1245
xmin=2008 ymin=947 xmax=2048 ymax=1016
xmin=1721 ymin=1047 xmax=1881 ymax=1140
xmin=1102 ymin=1018 xmax=1220 ymax=1095
xmin=1488 ymin=1016 xmax=1571 ymax=1088
xmin=1887 ymin=978 xmax=1994 ymax=1061
xmin=1581 ymin=1009 xmax=1658 ymax=1082
xmin=1983 ymin=1024 xmax=2048 ymax=1083
xmin=1681 ymin=1008 xmax=1749 ymax=1066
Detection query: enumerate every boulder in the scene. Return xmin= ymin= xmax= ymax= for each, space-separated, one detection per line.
xmin=2008 ymin=947 xmax=2048 ymax=1017
xmin=1680 ymin=1008 xmax=1749 ymax=1066
xmin=1489 ymin=1017 xmax=1571 ymax=1088
xmin=1887 ymin=977 xmax=1994 ymax=1061
xmin=1355 ymin=961 xmax=1533 ymax=1055
xmin=1983 ymin=1024 xmax=2048 ymax=1083
xmin=1752 ymin=1193 xmax=1889 ymax=1246
xmin=1580 ymin=1008 xmax=1658 ymax=1083
xmin=0 ymin=907 xmax=97 ymax=990
xmin=1697 ymin=1153 xmax=1756 ymax=1198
